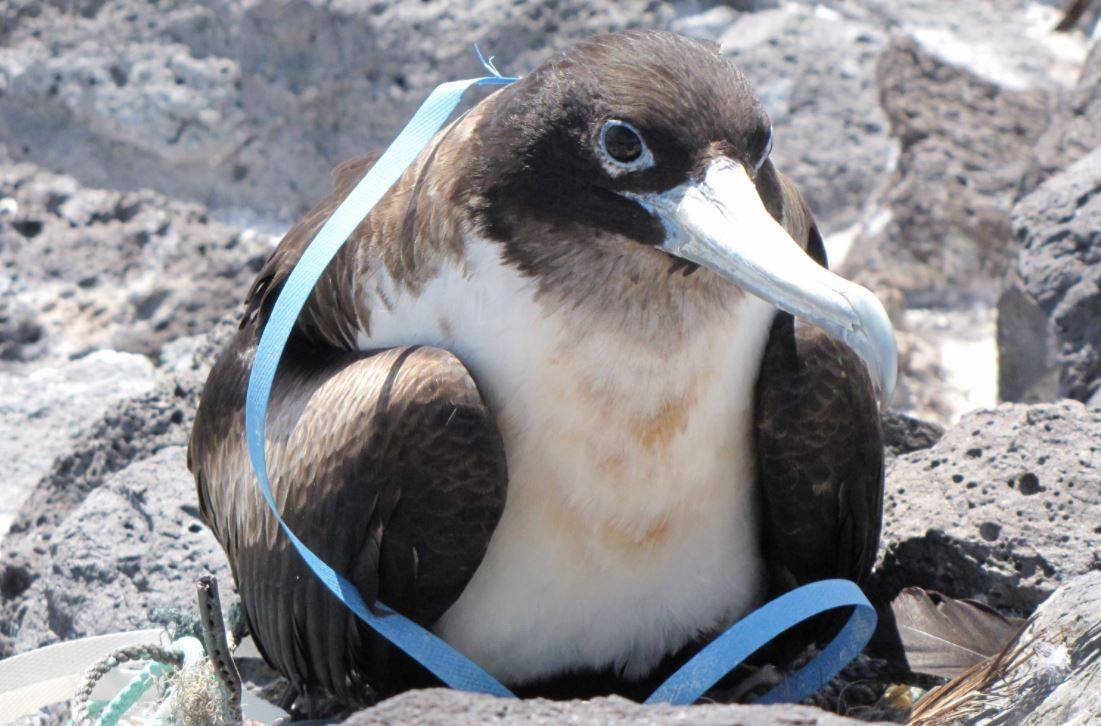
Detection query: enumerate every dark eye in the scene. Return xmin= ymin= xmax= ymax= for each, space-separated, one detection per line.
xmin=604 ymin=122 xmax=642 ymax=162
xmin=598 ymin=120 xmax=654 ymax=174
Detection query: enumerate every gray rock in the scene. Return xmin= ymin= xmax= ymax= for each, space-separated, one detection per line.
xmin=873 ymin=401 xmax=1101 ymax=613
xmin=0 ymin=0 xmax=678 ymax=224
xmin=0 ymin=350 xmax=156 ymax=537
xmin=820 ymin=0 xmax=1090 ymax=92
xmin=3 ymin=316 xmax=232 ymax=539
xmin=1 ymin=446 xmax=233 ymax=656
xmin=841 ymin=36 xmax=1050 ymax=309
xmin=0 ymin=162 xmax=272 ymax=365
xmin=881 ymin=410 xmax=944 ymax=457
xmin=1023 ymin=40 xmax=1101 ymax=193
xmin=892 ymin=305 xmax=1000 ymax=426
xmin=999 ymin=146 xmax=1101 ymax=403
xmin=980 ymin=571 xmax=1101 ymax=723
xmin=8 ymin=0 xmax=1029 ymax=238
xmin=710 ymin=4 xmax=893 ymax=233
xmin=890 ymin=320 xmax=957 ymax=425
xmin=6 ymin=0 xmax=1075 ymax=242
xmin=344 ymin=690 xmax=882 ymax=725
xmin=1 ymin=3 xmax=1098 ymax=722
xmin=0 ymin=296 xmax=44 ymax=363
xmin=913 ymin=571 xmax=1101 ymax=724
xmin=0 ymin=316 xmax=235 ymax=657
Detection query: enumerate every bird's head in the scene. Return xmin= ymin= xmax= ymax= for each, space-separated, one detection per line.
xmin=463 ymin=30 xmax=896 ymax=399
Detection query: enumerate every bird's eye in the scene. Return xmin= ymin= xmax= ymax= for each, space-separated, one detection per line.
xmin=597 ymin=120 xmax=654 ymax=175
xmin=604 ymin=122 xmax=642 ymax=162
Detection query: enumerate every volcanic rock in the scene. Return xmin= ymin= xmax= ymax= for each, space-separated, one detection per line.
xmin=873 ymin=401 xmax=1101 ymax=613
xmin=705 ymin=3 xmax=892 ymax=233
xmin=0 ymin=0 xmax=677 ymax=223
xmin=0 ymin=319 xmax=235 ymax=659
xmin=0 ymin=350 xmax=155 ymax=537
xmin=998 ymin=146 xmax=1101 ymax=403
xmin=881 ymin=410 xmax=944 ymax=457
xmin=841 ymin=35 xmax=1050 ymax=309
xmin=0 ymin=446 xmax=233 ymax=657
xmin=1023 ymin=40 xmax=1101 ymax=192
xmin=344 ymin=690 xmax=883 ymax=725
xmin=911 ymin=571 xmax=1101 ymax=724
xmin=0 ymin=162 xmax=271 ymax=365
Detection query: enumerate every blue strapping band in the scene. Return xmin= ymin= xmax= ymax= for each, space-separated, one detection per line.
xmin=646 ymin=579 xmax=876 ymax=705
xmin=244 ymin=50 xmax=876 ymax=706
xmin=244 ymin=66 xmax=518 ymax=699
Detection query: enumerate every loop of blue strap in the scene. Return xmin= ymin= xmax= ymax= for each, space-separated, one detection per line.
xmin=243 ymin=58 xmax=876 ymax=706
xmin=646 ymin=579 xmax=876 ymax=705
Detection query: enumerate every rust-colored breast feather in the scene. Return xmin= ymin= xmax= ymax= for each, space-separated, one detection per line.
xmin=189 ymin=118 xmax=884 ymax=705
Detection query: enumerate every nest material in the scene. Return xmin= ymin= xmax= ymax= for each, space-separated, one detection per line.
xmin=169 ymin=660 xmax=238 ymax=726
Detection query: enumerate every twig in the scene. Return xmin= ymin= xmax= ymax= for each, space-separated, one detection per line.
xmin=197 ymin=575 xmax=244 ymax=724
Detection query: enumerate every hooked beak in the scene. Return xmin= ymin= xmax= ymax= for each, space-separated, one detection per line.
xmin=636 ymin=159 xmax=897 ymax=402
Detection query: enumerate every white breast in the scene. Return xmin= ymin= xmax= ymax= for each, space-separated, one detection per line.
xmin=358 ymin=238 xmax=777 ymax=684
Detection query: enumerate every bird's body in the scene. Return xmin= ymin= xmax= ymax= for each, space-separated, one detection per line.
xmin=384 ymin=236 xmax=777 ymax=681
xmin=190 ymin=30 xmax=893 ymax=707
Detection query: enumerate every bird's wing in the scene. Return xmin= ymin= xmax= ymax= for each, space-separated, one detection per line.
xmin=188 ymin=327 xmax=507 ymax=704
xmin=752 ymin=171 xmax=885 ymax=594
xmin=242 ymin=153 xmax=381 ymax=349
xmin=242 ymin=107 xmax=478 ymax=353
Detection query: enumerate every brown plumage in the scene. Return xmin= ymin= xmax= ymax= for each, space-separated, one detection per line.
xmin=751 ymin=176 xmax=884 ymax=593
xmin=190 ymin=332 xmax=507 ymax=703
xmin=755 ymin=313 xmax=884 ymax=593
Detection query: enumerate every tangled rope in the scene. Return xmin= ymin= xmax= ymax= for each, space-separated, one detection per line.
xmin=69 ymin=577 xmax=244 ymax=725
xmin=70 ymin=643 xmax=183 ymax=725
xmin=99 ymin=660 xmax=173 ymax=724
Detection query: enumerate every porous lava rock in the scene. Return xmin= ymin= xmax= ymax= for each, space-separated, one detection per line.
xmin=998 ymin=146 xmax=1101 ymax=403
xmin=873 ymin=401 xmax=1101 ymax=613
xmin=842 ymin=36 xmax=1049 ymax=309
xmin=0 ymin=163 xmax=271 ymax=365
xmin=343 ymin=690 xmax=885 ymax=725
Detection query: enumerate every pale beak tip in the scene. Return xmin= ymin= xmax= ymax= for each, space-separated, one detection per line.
xmin=846 ymin=288 xmax=898 ymax=406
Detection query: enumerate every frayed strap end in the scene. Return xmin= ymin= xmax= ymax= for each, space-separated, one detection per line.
xmin=473 ymin=44 xmax=506 ymax=78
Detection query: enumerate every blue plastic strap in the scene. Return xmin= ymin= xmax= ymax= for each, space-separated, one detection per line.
xmin=244 ymin=56 xmax=875 ymax=705
xmin=645 ymin=579 xmax=876 ymax=705
xmin=244 ymin=70 xmax=518 ymax=698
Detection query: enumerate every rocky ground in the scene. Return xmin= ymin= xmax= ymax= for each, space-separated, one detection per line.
xmin=1 ymin=0 xmax=1100 ymax=724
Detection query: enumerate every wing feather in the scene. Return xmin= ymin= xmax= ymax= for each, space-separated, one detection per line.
xmin=754 ymin=172 xmax=885 ymax=594
xmin=189 ymin=330 xmax=507 ymax=704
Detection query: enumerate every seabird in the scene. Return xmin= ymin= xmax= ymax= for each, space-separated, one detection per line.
xmin=189 ymin=30 xmax=894 ymax=706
